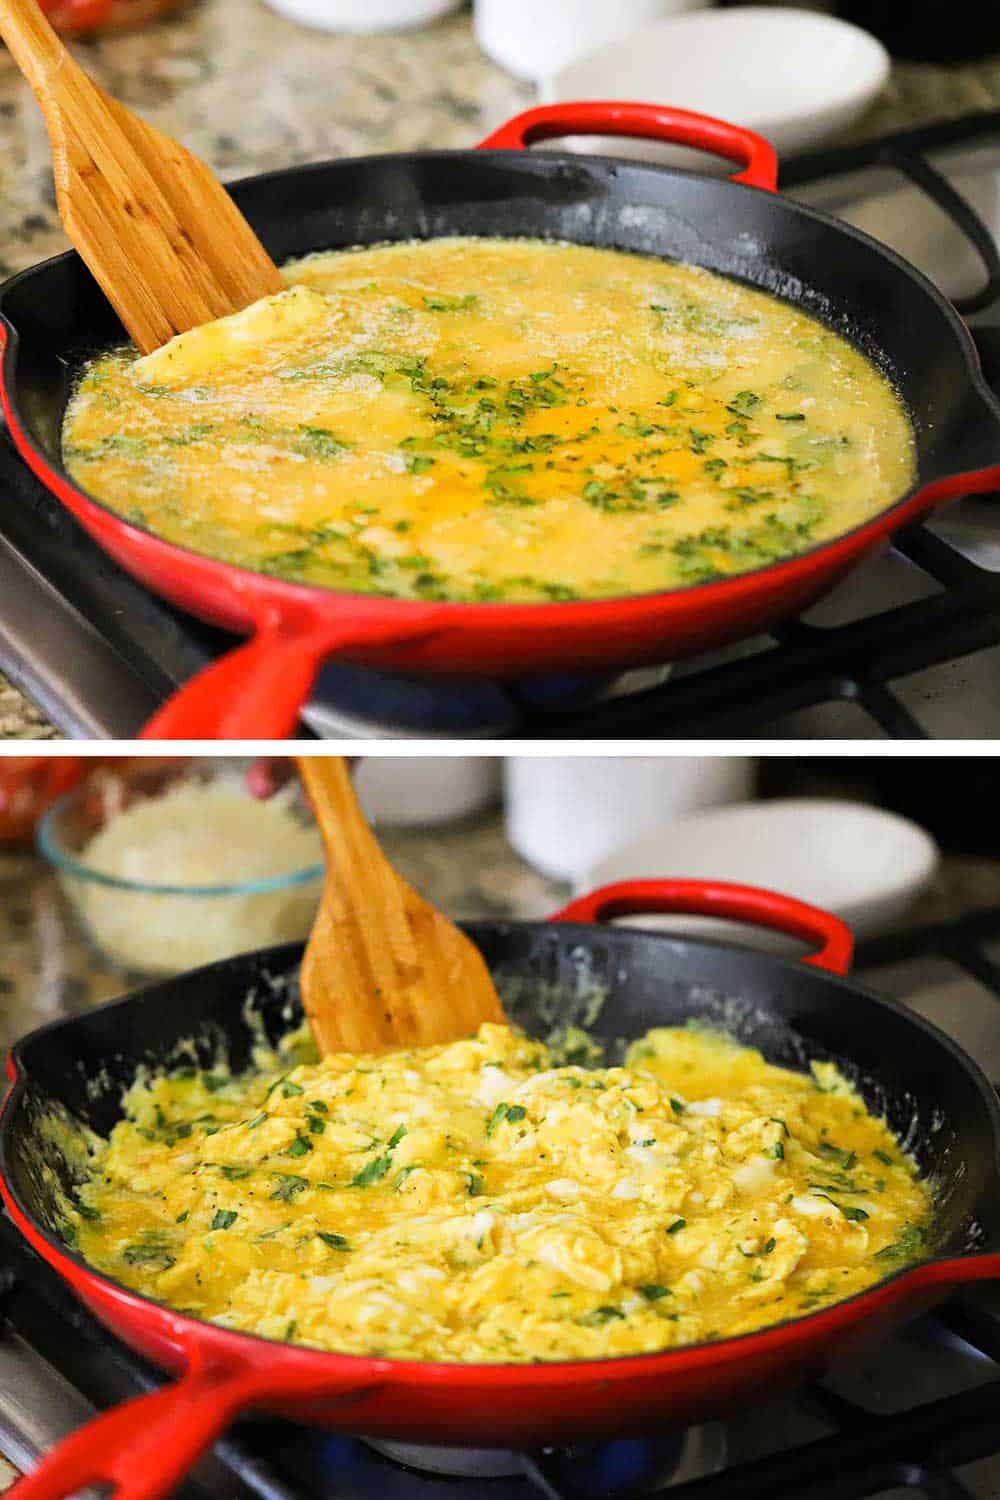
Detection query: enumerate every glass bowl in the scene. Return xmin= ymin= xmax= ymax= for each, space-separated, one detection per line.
xmin=37 ymin=759 xmax=324 ymax=979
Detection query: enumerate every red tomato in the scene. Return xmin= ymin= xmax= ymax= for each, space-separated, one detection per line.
xmin=37 ymin=0 xmax=181 ymax=34
xmin=0 ymin=757 xmax=85 ymax=847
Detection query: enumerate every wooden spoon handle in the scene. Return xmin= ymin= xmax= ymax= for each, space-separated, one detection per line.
xmin=296 ymin=756 xmax=391 ymax=890
xmin=296 ymin=756 xmax=419 ymax=1036
xmin=297 ymin=757 xmax=418 ymax=981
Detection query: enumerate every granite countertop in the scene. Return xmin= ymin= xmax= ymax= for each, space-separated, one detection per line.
xmin=2 ymin=801 xmax=1000 ymax=1050
xmin=3 ymin=1 xmax=1000 ymax=735
xmin=0 ymin=808 xmax=565 ymax=1048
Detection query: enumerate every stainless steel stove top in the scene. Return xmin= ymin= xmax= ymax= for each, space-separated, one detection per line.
xmin=788 ymin=137 xmax=1000 ymax=308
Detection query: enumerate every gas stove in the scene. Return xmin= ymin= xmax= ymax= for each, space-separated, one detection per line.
xmin=3 ymin=910 xmax=1000 ymax=1498
xmin=5 ymin=114 xmax=1000 ymax=738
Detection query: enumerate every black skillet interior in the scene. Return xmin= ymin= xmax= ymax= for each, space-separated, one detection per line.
xmin=4 ymin=922 xmax=1000 ymax=1270
xmin=3 ymin=150 xmax=1000 ymax=485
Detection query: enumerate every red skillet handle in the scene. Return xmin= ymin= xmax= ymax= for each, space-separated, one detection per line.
xmin=141 ymin=619 xmax=324 ymax=741
xmin=10 ymin=1357 xmax=261 ymax=1500
xmin=550 ymin=879 xmax=853 ymax=975
xmin=477 ymin=102 xmax=778 ymax=193
xmin=140 ymin=605 xmax=441 ymax=741
xmin=10 ymin=1348 xmax=380 ymax=1500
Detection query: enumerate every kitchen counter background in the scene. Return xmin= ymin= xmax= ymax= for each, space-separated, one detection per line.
xmin=3 ymin=0 xmax=1000 ymax=735
xmin=2 ymin=804 xmax=1000 ymax=1051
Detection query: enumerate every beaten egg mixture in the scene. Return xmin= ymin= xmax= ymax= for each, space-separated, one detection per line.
xmin=62 ymin=238 xmax=916 ymax=604
xmin=70 ymin=1024 xmax=931 ymax=1362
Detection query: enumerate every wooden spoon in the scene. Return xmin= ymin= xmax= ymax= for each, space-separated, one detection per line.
xmin=0 ymin=0 xmax=283 ymax=353
xmin=296 ymin=757 xmax=506 ymax=1056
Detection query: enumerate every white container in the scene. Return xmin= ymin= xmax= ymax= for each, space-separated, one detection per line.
xmin=583 ymin=798 xmax=939 ymax=946
xmin=543 ymin=7 xmax=890 ymax=162
xmin=357 ymin=757 xmax=502 ymax=827
xmin=263 ymin=0 xmax=461 ymax=33
xmin=504 ymin=757 xmax=753 ymax=883
xmin=474 ymin=0 xmax=708 ymax=85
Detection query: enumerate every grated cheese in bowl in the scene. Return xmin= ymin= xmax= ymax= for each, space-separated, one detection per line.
xmin=38 ymin=765 xmax=324 ymax=976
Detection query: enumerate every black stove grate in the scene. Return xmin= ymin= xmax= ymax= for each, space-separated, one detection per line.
xmin=522 ymin=524 xmax=1000 ymax=740
xmin=4 ymin=910 xmax=1000 ymax=1498
xmin=3 ymin=112 xmax=1000 ymax=737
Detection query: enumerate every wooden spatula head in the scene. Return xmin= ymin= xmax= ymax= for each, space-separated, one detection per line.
xmin=0 ymin=0 xmax=283 ymax=352
xmin=297 ymin=757 xmax=506 ymax=1057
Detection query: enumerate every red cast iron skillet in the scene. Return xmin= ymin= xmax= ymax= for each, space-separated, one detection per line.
xmin=3 ymin=878 xmax=1000 ymax=1500
xmin=2 ymin=102 xmax=1000 ymax=739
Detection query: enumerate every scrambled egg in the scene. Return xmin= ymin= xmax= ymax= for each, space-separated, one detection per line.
xmin=62 ymin=238 xmax=915 ymax=604
xmin=72 ymin=1024 xmax=931 ymax=1362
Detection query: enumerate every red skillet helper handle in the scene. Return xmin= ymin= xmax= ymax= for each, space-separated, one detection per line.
xmin=478 ymin=101 xmax=779 ymax=193
xmin=11 ymin=1356 xmax=261 ymax=1500
xmin=550 ymin=879 xmax=853 ymax=976
xmin=10 ymin=1350 xmax=374 ymax=1500
xmin=140 ymin=605 xmax=441 ymax=741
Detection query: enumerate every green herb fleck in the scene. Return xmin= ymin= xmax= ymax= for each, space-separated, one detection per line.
xmin=123 ymin=1241 xmax=175 ymax=1269
xmin=297 ymin=426 xmax=348 ymax=461
xmin=423 ymin=293 xmax=478 ymax=313
xmin=727 ymin=390 xmax=761 ymax=417
xmin=576 ymin=1305 xmax=624 ymax=1327
xmin=874 ymin=1224 xmax=924 ymax=1264
xmin=405 ymin=453 xmax=435 ymax=474
xmin=271 ymin=1175 xmax=309 ymax=1202
xmin=820 ymin=1143 xmax=857 ymax=1172
xmin=487 ymin=1101 xmax=529 ymax=1135
xmin=352 ymin=1153 xmax=392 ymax=1187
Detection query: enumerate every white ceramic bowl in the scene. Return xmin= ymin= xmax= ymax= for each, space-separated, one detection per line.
xmin=580 ymin=798 xmax=939 ymax=953
xmin=543 ymin=8 xmax=890 ymax=165
xmin=262 ymin=0 xmax=460 ymax=32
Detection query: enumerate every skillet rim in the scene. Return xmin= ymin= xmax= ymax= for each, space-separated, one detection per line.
xmin=1 ymin=146 xmax=998 ymax=622
xmin=3 ymin=922 xmax=999 ymax=1381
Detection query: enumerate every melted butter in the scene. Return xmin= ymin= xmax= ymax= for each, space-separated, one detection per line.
xmin=72 ymin=1023 xmax=932 ymax=1362
xmin=62 ymin=239 xmax=916 ymax=603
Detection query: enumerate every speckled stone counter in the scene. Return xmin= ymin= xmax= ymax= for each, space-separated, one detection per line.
xmin=2 ymin=802 xmax=1000 ymax=1050
xmin=0 ymin=808 xmax=560 ymax=1048
xmin=2 ymin=0 xmax=1000 ymax=735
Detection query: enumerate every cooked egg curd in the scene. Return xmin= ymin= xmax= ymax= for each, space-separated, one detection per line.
xmin=70 ymin=1024 xmax=931 ymax=1362
xmin=62 ymin=238 xmax=916 ymax=604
